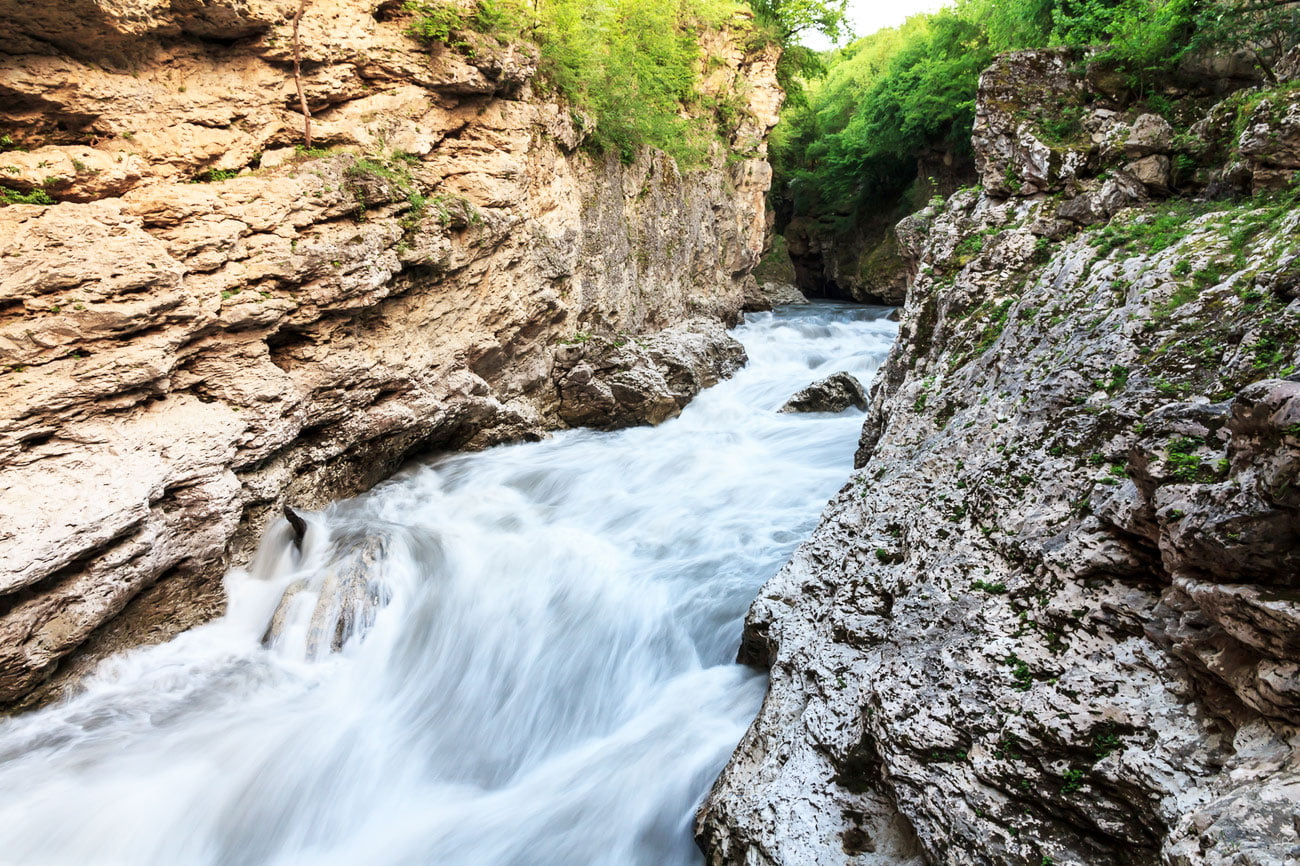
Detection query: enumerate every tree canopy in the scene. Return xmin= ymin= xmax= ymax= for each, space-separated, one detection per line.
xmin=771 ymin=0 xmax=1300 ymax=231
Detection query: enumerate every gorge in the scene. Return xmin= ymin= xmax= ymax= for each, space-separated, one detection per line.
xmin=2 ymin=0 xmax=1300 ymax=864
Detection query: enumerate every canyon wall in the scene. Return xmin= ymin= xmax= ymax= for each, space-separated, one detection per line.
xmin=700 ymin=49 xmax=1300 ymax=865
xmin=0 ymin=0 xmax=781 ymax=707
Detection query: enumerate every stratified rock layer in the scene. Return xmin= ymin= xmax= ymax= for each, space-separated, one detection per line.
xmin=700 ymin=54 xmax=1300 ymax=866
xmin=0 ymin=0 xmax=781 ymax=706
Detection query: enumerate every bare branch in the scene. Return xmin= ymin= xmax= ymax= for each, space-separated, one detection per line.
xmin=292 ymin=0 xmax=313 ymax=148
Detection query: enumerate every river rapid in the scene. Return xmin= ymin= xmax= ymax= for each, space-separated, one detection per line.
xmin=0 ymin=303 xmax=897 ymax=866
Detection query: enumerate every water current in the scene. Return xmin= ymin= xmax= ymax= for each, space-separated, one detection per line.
xmin=0 ymin=302 xmax=897 ymax=866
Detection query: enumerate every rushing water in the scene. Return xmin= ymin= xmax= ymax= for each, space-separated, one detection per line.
xmin=0 ymin=303 xmax=897 ymax=866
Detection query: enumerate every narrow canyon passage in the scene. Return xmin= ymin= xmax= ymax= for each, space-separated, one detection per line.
xmin=0 ymin=303 xmax=897 ymax=866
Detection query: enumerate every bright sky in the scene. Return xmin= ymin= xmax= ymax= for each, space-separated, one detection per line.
xmin=800 ymin=0 xmax=954 ymax=51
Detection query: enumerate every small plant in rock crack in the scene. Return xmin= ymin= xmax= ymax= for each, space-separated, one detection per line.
xmin=193 ymin=168 xmax=240 ymax=183
xmin=1165 ymin=436 xmax=1223 ymax=483
xmin=1003 ymin=652 xmax=1034 ymax=691
xmin=1091 ymin=723 xmax=1123 ymax=761
xmin=1060 ymin=768 xmax=1085 ymax=793
xmin=0 ymin=187 xmax=54 ymax=206
xmin=294 ymin=144 xmax=332 ymax=159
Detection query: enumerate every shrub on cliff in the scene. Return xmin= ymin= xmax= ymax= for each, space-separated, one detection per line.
xmin=770 ymin=0 xmax=1299 ymax=233
xmin=404 ymin=0 xmax=845 ymax=165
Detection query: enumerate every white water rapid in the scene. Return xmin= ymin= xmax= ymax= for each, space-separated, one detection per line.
xmin=0 ymin=303 xmax=897 ymax=866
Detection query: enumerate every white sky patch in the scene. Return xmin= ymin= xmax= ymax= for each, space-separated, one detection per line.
xmin=799 ymin=0 xmax=955 ymax=51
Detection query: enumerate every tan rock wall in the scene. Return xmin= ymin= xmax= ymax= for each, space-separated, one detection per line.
xmin=0 ymin=0 xmax=782 ymax=706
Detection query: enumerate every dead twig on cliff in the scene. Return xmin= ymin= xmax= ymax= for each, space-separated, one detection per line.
xmin=292 ymin=0 xmax=313 ymax=147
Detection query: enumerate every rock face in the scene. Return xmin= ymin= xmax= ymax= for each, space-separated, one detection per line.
xmin=699 ymin=58 xmax=1300 ymax=866
xmin=743 ymin=279 xmax=809 ymax=312
xmin=972 ymin=48 xmax=1300 ymax=204
xmin=554 ymin=321 xmax=747 ymax=429
xmin=0 ymin=0 xmax=781 ymax=707
xmin=779 ymin=372 xmax=868 ymax=414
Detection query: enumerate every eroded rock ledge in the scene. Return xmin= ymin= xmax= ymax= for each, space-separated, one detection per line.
xmin=0 ymin=0 xmax=781 ymax=707
xmin=700 ymin=50 xmax=1300 ymax=866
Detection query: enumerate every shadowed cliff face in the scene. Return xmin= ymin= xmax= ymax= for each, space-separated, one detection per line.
xmin=699 ymin=50 xmax=1300 ymax=866
xmin=0 ymin=0 xmax=782 ymax=707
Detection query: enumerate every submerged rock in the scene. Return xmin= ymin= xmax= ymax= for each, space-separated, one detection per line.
xmin=779 ymin=372 xmax=868 ymax=414
xmin=263 ymin=528 xmax=394 ymax=659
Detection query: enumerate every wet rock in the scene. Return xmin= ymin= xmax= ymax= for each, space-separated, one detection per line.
xmin=779 ymin=372 xmax=867 ymax=414
xmin=743 ymin=280 xmax=809 ymax=312
xmin=263 ymin=529 xmax=394 ymax=659
xmin=554 ymin=321 xmax=747 ymax=430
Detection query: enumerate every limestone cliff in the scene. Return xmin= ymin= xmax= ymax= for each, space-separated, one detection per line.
xmin=700 ymin=50 xmax=1300 ymax=865
xmin=0 ymin=0 xmax=781 ymax=707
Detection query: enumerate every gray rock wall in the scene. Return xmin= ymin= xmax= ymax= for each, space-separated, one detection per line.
xmin=700 ymin=59 xmax=1300 ymax=866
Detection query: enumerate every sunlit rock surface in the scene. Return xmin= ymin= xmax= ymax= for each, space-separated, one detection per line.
xmin=0 ymin=0 xmax=782 ymax=707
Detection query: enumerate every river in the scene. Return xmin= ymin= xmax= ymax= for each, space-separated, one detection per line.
xmin=0 ymin=302 xmax=897 ymax=866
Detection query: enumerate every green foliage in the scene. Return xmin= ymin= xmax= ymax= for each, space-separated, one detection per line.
xmin=294 ymin=144 xmax=333 ymax=159
xmin=0 ymin=187 xmax=54 ymax=206
xmin=1099 ymin=364 xmax=1128 ymax=393
xmin=402 ymin=0 xmax=843 ymax=166
xmin=405 ymin=0 xmax=478 ymax=47
xmin=193 ymin=168 xmax=240 ymax=183
xmin=1165 ymin=436 xmax=1221 ymax=483
xmin=770 ymin=0 xmax=1298 ymax=230
xmin=1092 ymin=725 xmax=1121 ymax=760
xmin=771 ymin=9 xmax=994 ymax=226
xmin=1184 ymin=0 xmax=1300 ymax=83
xmin=748 ymin=0 xmax=846 ymax=41
xmin=1087 ymin=198 xmax=1215 ymax=257
xmin=540 ymin=0 xmax=717 ymax=163
xmin=1003 ymin=652 xmax=1035 ymax=691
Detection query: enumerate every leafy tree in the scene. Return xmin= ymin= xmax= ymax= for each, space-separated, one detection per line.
xmin=749 ymin=0 xmax=848 ymax=42
xmin=407 ymin=0 xmax=737 ymax=163
xmin=770 ymin=0 xmax=1299 ymax=233
xmin=1188 ymin=0 xmax=1300 ymax=82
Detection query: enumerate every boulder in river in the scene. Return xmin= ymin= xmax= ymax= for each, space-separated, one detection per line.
xmin=554 ymin=320 xmax=747 ymax=430
xmin=743 ymin=280 xmax=810 ymax=312
xmin=779 ymin=372 xmax=868 ymax=414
